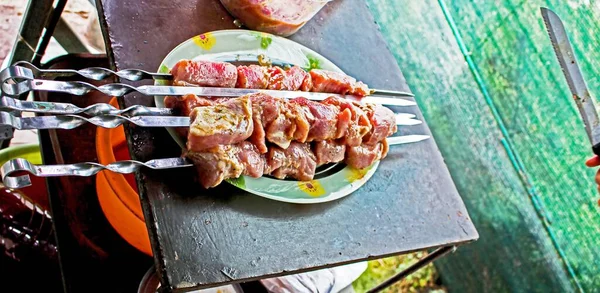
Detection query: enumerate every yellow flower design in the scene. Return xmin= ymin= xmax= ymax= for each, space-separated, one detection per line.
xmin=345 ymin=167 xmax=371 ymax=183
xmin=298 ymin=180 xmax=326 ymax=197
xmin=193 ymin=33 xmax=216 ymax=50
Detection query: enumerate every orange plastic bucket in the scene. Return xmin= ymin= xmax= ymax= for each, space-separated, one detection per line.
xmin=95 ymin=97 xmax=152 ymax=256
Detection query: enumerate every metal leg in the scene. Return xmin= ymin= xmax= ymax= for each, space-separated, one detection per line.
xmin=365 ymin=246 xmax=457 ymax=293
xmin=53 ymin=17 xmax=90 ymax=54
xmin=31 ymin=0 xmax=68 ymax=65
xmin=1 ymin=0 xmax=68 ymax=150
xmin=5 ymin=0 xmax=55 ymax=65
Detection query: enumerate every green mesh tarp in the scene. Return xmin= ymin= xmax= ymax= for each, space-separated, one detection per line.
xmin=366 ymin=0 xmax=600 ymax=292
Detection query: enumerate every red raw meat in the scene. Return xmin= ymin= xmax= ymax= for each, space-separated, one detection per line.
xmin=310 ymin=69 xmax=370 ymax=96
xmin=171 ymin=59 xmax=237 ymax=87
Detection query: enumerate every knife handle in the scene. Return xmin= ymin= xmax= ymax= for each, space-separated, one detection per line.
xmin=592 ymin=143 xmax=600 ymax=156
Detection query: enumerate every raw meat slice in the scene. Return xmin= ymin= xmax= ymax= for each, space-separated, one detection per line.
xmin=171 ymin=59 xmax=237 ymax=87
xmin=236 ymin=65 xmax=269 ymax=89
xmin=310 ymin=69 xmax=370 ymax=96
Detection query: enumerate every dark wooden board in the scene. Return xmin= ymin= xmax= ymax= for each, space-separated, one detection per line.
xmin=97 ymin=0 xmax=478 ymax=291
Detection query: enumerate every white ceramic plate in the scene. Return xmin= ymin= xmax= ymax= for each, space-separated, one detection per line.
xmin=155 ymin=30 xmax=378 ymax=204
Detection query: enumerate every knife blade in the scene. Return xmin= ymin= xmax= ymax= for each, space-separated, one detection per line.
xmin=541 ymin=7 xmax=600 ymax=154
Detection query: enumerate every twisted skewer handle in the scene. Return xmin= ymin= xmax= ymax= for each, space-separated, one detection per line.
xmin=11 ymin=61 xmax=172 ymax=81
xmin=0 ymin=95 xmax=174 ymax=116
xmin=0 ymin=112 xmax=189 ymax=130
xmin=1 ymin=157 xmax=192 ymax=189
xmin=0 ymin=135 xmax=429 ymax=189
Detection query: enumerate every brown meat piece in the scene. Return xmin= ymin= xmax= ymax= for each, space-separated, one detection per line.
xmin=313 ymin=140 xmax=346 ymax=166
xmin=345 ymin=140 xmax=389 ymax=169
xmin=322 ymin=96 xmax=371 ymax=146
xmin=185 ymin=145 xmax=244 ymax=188
xmin=187 ymin=96 xmax=253 ymax=152
xmin=267 ymin=142 xmax=317 ymax=181
xmin=362 ymin=104 xmax=398 ymax=146
xmin=290 ymin=97 xmax=340 ymax=142
xmin=247 ymin=93 xmax=283 ymax=153
xmin=165 ymin=94 xmax=216 ymax=138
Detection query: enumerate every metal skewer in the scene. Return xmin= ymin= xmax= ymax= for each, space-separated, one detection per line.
xmin=0 ymin=111 xmax=420 ymax=137
xmin=0 ymin=95 xmax=174 ymax=116
xmin=0 ymin=135 xmax=430 ymax=189
xmin=1 ymin=157 xmax=192 ymax=189
xmin=0 ymin=112 xmax=190 ymax=132
xmin=1 ymin=78 xmax=416 ymax=107
xmin=10 ymin=61 xmax=173 ymax=82
xmin=9 ymin=61 xmax=414 ymax=98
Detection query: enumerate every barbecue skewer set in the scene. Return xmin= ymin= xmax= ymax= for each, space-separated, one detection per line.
xmin=0 ymin=59 xmax=430 ymax=192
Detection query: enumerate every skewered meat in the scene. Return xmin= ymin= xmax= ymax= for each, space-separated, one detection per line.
xmin=186 ymin=138 xmax=388 ymax=188
xmin=314 ymin=140 xmax=345 ymax=165
xmin=186 ymin=96 xmax=253 ymax=152
xmin=186 ymin=141 xmax=316 ymax=188
xmin=362 ymin=103 xmax=398 ymax=146
xmin=181 ymin=94 xmax=396 ymax=153
xmin=345 ymin=140 xmax=389 ymax=169
xmin=170 ymin=60 xmax=369 ymax=96
xmin=321 ymin=96 xmax=371 ymax=146
xmin=171 ymin=60 xmax=237 ymax=87
xmin=290 ymin=97 xmax=344 ymax=142
xmin=266 ymin=65 xmax=312 ymax=91
xmin=268 ymin=142 xmax=317 ymax=181
xmin=310 ymin=69 xmax=370 ymax=96
xmin=236 ymin=65 xmax=269 ymax=89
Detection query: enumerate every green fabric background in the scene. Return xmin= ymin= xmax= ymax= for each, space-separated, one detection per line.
xmin=366 ymin=0 xmax=600 ymax=291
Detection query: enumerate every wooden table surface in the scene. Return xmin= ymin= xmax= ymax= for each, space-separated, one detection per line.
xmin=97 ymin=0 xmax=478 ymax=291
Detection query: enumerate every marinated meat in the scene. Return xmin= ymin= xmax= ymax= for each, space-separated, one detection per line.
xmin=345 ymin=140 xmax=389 ymax=169
xmin=310 ymin=69 xmax=370 ymax=96
xmin=314 ymin=140 xmax=346 ymax=166
xmin=187 ymin=141 xmax=317 ymax=188
xmin=362 ymin=104 xmax=398 ymax=146
xmin=322 ymin=96 xmax=371 ymax=146
xmin=290 ymin=97 xmax=341 ymax=142
xmin=187 ymin=96 xmax=253 ymax=152
xmin=268 ymin=142 xmax=317 ymax=181
xmin=218 ymin=0 xmax=329 ymax=37
xmin=171 ymin=60 xmax=370 ymax=96
xmin=247 ymin=93 xmax=283 ymax=153
xmin=234 ymin=141 xmax=266 ymax=178
xmin=187 ymin=138 xmax=389 ymax=188
xmin=287 ymin=101 xmax=310 ymax=142
xmin=164 ymin=94 xmax=215 ymax=116
xmin=186 ymin=144 xmax=244 ymax=188
xmin=267 ymin=66 xmax=311 ymax=91
xmin=175 ymin=93 xmax=395 ymax=152
xmin=171 ymin=59 xmax=237 ymax=87
xmin=165 ymin=94 xmax=216 ymax=138
xmin=236 ymin=65 xmax=269 ymax=89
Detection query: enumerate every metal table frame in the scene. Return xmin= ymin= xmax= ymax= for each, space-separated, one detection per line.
xmin=5 ymin=1 xmax=469 ymax=292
